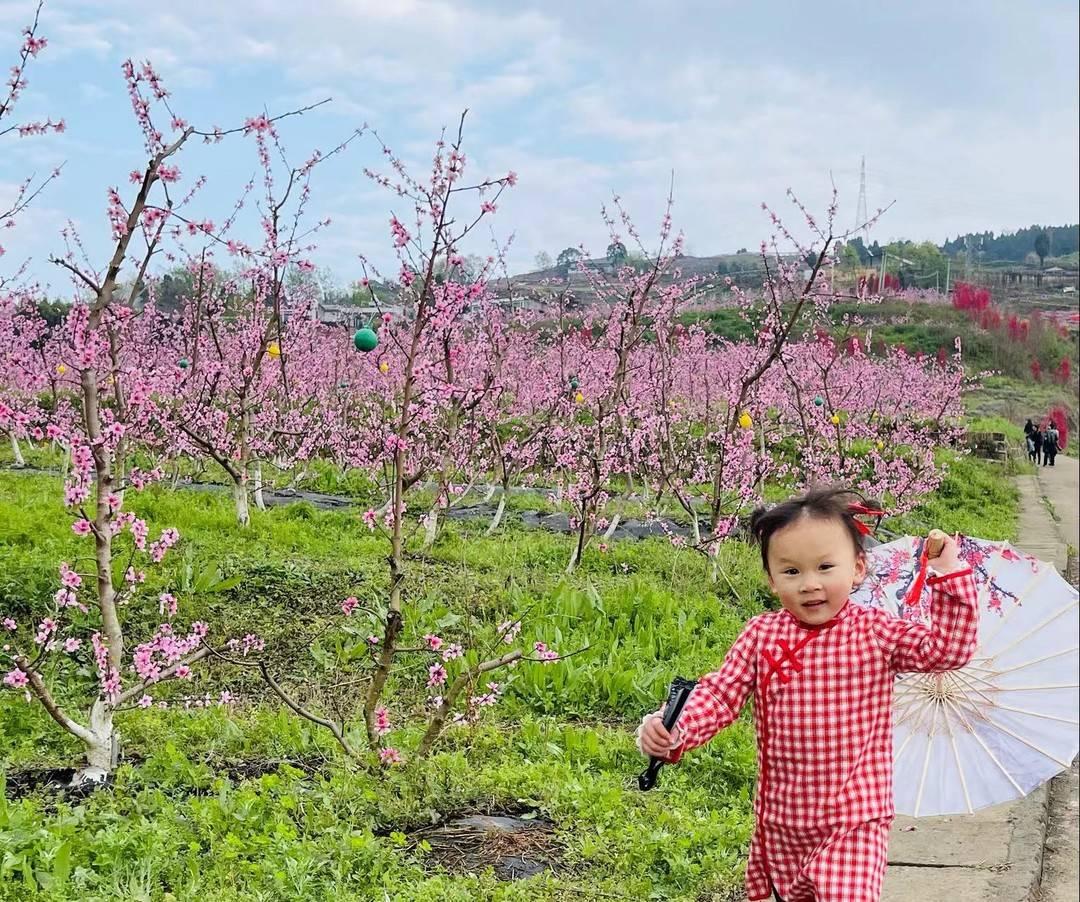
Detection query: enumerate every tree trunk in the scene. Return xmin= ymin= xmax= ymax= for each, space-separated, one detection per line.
xmin=422 ymin=506 xmax=439 ymax=549
xmin=253 ymin=461 xmax=266 ymax=511
xmin=566 ymin=507 xmax=588 ymax=573
xmin=691 ymin=514 xmax=701 ymax=547
xmin=74 ymin=699 xmax=118 ymax=782
xmin=485 ymin=493 xmax=507 ymax=535
xmin=482 ymin=483 xmax=497 ymax=503
xmin=9 ymin=433 xmax=25 ymax=467
xmin=232 ymin=478 xmax=251 ymax=527
xmin=603 ymin=512 xmax=621 ymax=540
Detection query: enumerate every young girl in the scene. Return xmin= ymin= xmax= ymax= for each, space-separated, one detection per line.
xmin=637 ymin=487 xmax=979 ymax=902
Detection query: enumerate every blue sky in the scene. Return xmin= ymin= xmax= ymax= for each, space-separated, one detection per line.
xmin=2 ymin=0 xmax=1078 ymax=294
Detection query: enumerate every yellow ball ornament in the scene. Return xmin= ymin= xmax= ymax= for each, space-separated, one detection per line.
xmin=739 ymin=412 xmax=752 ymax=430
xmin=56 ymin=363 xmax=67 ymax=375
xmin=267 ymin=341 xmax=281 ymax=358
xmin=574 ymin=391 xmax=585 ymax=404
xmin=830 ymin=414 xmax=841 ymax=426
xmin=379 ymin=361 xmax=389 ymax=374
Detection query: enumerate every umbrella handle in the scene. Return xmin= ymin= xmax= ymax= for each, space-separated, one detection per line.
xmin=926 ymin=529 xmax=947 ymax=559
xmin=637 ymin=677 xmax=697 ymax=792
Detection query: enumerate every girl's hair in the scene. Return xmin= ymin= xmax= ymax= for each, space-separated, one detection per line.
xmin=748 ymin=486 xmax=878 ymax=573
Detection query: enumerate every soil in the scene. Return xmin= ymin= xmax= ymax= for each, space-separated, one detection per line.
xmin=409 ymin=809 xmax=560 ymax=881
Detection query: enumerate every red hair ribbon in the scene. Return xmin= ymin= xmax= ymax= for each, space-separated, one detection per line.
xmin=847 ymin=501 xmax=886 ymax=536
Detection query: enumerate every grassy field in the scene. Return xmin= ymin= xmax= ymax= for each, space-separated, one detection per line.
xmin=0 ymin=450 xmax=1020 ymax=901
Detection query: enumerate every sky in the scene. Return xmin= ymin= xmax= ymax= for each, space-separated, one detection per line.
xmin=1 ymin=0 xmax=1078 ymax=294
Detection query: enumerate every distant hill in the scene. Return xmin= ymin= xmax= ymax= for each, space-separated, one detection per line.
xmin=515 ymin=225 xmax=1079 ymax=280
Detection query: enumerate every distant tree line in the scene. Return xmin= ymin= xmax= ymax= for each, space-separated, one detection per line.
xmin=940 ymin=224 xmax=1078 ymax=264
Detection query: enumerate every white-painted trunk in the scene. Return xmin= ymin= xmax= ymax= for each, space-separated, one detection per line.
xmin=9 ymin=433 xmax=25 ymax=466
xmin=482 ymin=484 xmax=497 ymax=503
xmin=171 ymin=464 xmax=181 ymax=489
xmin=691 ymin=515 xmax=701 ymax=547
xmin=72 ymin=699 xmax=117 ymax=785
xmin=485 ymin=494 xmax=507 ymax=535
xmin=233 ymin=479 xmax=250 ymax=527
xmin=603 ymin=513 xmax=621 ymax=540
xmin=253 ymin=462 xmax=266 ymax=511
xmin=422 ymin=507 xmax=439 ymax=548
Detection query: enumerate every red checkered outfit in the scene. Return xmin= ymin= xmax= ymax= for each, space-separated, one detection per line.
xmin=659 ymin=569 xmax=979 ymax=901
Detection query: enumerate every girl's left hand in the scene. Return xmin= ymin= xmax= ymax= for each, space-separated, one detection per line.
xmin=927 ymin=532 xmax=964 ymax=575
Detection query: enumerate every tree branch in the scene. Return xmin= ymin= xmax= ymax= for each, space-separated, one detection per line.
xmin=14 ymin=656 xmax=96 ymax=747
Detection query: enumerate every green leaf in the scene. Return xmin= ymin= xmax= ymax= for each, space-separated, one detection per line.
xmin=52 ymin=841 xmax=71 ymax=886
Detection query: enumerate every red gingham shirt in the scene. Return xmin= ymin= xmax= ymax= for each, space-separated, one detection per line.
xmin=667 ymin=569 xmax=979 ymax=896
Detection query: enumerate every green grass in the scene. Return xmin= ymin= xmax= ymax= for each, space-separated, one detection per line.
xmin=0 ymin=451 xmax=1021 ymax=900
xmin=966 ymin=375 xmax=1077 ymax=435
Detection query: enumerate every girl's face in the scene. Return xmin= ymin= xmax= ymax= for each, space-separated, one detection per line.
xmin=765 ymin=514 xmax=866 ymax=626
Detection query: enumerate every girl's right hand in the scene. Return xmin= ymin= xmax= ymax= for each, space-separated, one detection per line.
xmin=636 ymin=712 xmax=682 ymax=759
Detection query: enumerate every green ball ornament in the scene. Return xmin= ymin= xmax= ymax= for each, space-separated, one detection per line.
xmin=353 ymin=328 xmax=379 ymax=353
xmin=179 ymin=357 xmax=190 ymax=369
xmin=814 ymin=396 xmax=824 ymax=406
xmin=569 ymin=376 xmax=580 ymax=390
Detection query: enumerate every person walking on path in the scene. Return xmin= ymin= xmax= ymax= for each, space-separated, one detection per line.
xmin=637 ymin=488 xmax=978 ymax=902
xmin=1045 ymin=424 xmax=1060 ymax=467
xmin=1034 ymin=427 xmax=1045 ymax=465
xmin=1025 ymin=418 xmax=1035 ymax=439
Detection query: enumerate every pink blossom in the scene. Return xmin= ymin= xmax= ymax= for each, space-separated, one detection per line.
xmin=379 ymin=747 xmax=402 ymax=766
xmin=34 ymin=619 xmax=56 ymax=645
xmin=3 ymin=618 xmax=17 ymax=631
xmin=499 ymin=620 xmax=521 ymax=644
xmin=341 ymin=596 xmax=360 ymax=616
xmin=362 ymin=509 xmax=377 ymax=530
xmin=367 ymin=635 xmax=380 ymax=646
xmin=424 ymin=634 xmax=444 ymax=651
xmin=63 ymin=637 xmax=81 ymax=653
xmin=219 ymin=690 xmax=233 ymax=705
xmin=441 ymin=643 xmax=463 ymax=662
xmin=138 ymin=695 xmax=153 ymax=709
xmin=159 ymin=593 xmax=178 ymax=617
xmin=59 ymin=563 xmax=81 ymax=588
xmin=71 ymin=518 xmax=92 ymax=536
xmin=389 ymin=216 xmax=411 ymax=248
xmin=480 ymin=201 xmax=497 ymax=214
xmin=3 ymin=669 xmax=28 ymax=689
xmin=175 ymin=666 xmax=191 ymax=679
xmin=427 ymin=663 xmax=447 ymax=687
xmin=374 ymin=705 xmax=391 ymax=736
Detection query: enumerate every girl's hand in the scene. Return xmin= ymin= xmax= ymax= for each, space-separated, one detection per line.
xmin=636 ymin=712 xmax=682 ymax=759
xmin=927 ymin=530 xmax=964 ymax=575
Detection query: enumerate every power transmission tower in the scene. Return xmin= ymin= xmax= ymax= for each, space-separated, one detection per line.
xmin=855 ymin=156 xmax=869 ymax=238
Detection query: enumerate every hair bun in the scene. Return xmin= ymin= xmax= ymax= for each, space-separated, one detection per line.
xmin=748 ymin=504 xmax=770 ymax=544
